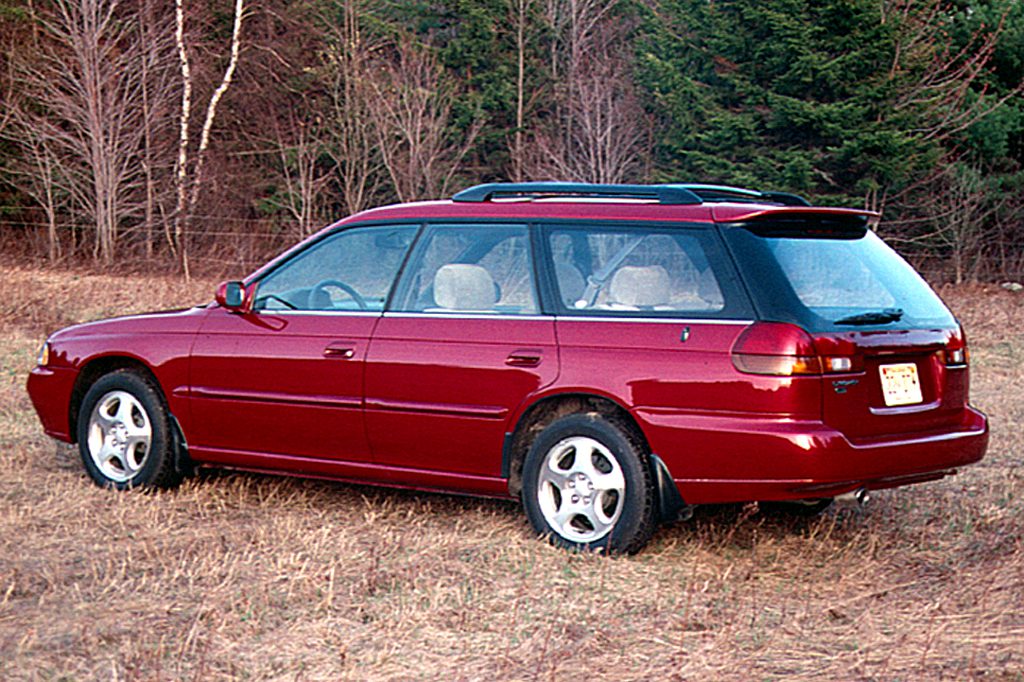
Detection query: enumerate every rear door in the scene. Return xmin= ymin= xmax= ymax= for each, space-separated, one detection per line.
xmin=817 ymin=328 xmax=967 ymax=440
xmin=364 ymin=223 xmax=557 ymax=477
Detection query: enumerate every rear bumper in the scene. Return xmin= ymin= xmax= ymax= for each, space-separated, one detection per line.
xmin=638 ymin=406 xmax=989 ymax=505
xmin=26 ymin=366 xmax=78 ymax=442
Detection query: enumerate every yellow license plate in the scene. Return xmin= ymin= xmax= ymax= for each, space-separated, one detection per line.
xmin=879 ymin=363 xmax=923 ymax=407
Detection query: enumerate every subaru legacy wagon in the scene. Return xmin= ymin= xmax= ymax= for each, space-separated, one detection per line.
xmin=27 ymin=182 xmax=989 ymax=553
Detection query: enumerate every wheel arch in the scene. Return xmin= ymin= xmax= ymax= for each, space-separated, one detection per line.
xmin=69 ymin=355 xmax=167 ymax=444
xmin=504 ymin=393 xmax=633 ymax=484
xmin=505 ymin=391 xmax=689 ymax=522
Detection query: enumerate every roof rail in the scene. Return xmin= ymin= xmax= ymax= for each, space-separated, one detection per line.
xmin=452 ymin=182 xmax=811 ymax=207
xmin=451 ymin=182 xmax=703 ymax=205
xmin=675 ymin=184 xmax=811 ymax=207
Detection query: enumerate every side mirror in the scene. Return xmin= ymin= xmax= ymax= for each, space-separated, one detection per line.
xmin=215 ymin=280 xmax=248 ymax=312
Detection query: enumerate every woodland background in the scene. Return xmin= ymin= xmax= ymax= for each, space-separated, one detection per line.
xmin=0 ymin=0 xmax=1021 ymax=281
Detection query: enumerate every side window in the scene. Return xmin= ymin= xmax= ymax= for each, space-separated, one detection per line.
xmin=253 ymin=225 xmax=418 ymax=312
xmin=548 ymin=226 xmax=728 ymax=315
xmin=394 ymin=224 xmax=538 ymax=314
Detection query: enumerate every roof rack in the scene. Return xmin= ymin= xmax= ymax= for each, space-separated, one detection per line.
xmin=452 ymin=182 xmax=702 ymax=205
xmin=451 ymin=182 xmax=810 ymax=207
xmin=678 ymin=184 xmax=811 ymax=207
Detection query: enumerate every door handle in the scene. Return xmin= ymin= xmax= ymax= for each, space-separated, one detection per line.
xmin=506 ymin=351 xmax=542 ymax=368
xmin=323 ymin=344 xmax=356 ymax=359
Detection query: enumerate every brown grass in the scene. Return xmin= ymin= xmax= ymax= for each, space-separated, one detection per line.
xmin=1 ymin=265 xmax=1021 ymax=680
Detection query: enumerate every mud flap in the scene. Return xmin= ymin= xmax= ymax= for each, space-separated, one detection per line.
xmin=650 ymin=453 xmax=692 ymax=523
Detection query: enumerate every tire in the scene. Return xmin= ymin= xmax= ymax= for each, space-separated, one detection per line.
xmin=759 ymin=498 xmax=834 ymax=517
xmin=77 ymin=369 xmax=183 ymax=490
xmin=521 ymin=413 xmax=656 ymax=554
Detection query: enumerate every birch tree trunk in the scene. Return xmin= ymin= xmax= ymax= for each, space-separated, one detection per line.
xmin=174 ymin=0 xmax=247 ymax=279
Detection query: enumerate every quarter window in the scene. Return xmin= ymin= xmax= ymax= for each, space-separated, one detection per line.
xmin=253 ymin=225 xmax=418 ymax=312
xmin=394 ymin=224 xmax=538 ymax=314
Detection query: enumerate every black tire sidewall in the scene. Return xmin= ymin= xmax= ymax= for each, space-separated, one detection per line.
xmin=521 ymin=413 xmax=654 ymax=554
xmin=77 ymin=370 xmax=173 ymax=490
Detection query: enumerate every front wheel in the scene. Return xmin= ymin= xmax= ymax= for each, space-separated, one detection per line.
xmin=521 ymin=414 xmax=656 ymax=554
xmin=77 ymin=369 xmax=183 ymax=490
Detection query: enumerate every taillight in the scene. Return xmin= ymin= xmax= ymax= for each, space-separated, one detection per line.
xmin=731 ymin=322 xmax=859 ymax=376
xmin=731 ymin=322 xmax=822 ymax=376
xmin=944 ymin=327 xmax=969 ymax=367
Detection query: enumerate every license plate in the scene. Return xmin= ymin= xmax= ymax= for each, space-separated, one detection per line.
xmin=879 ymin=363 xmax=923 ymax=406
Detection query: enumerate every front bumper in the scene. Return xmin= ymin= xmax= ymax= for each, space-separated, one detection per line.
xmin=26 ymin=365 xmax=79 ymax=442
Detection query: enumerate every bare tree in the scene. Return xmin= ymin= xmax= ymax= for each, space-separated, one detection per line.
xmin=888 ymin=0 xmax=1023 ymax=140
xmin=525 ymin=4 xmax=650 ymax=182
xmin=366 ymin=40 xmax=482 ymax=202
xmin=137 ymin=0 xmax=179 ymax=260
xmin=174 ymin=0 xmax=248 ymax=278
xmin=5 ymin=0 xmax=177 ymax=263
xmin=3 ymin=103 xmax=68 ymax=262
xmin=924 ymin=164 xmax=1004 ymax=284
xmin=264 ymin=107 xmax=333 ymax=239
xmin=321 ymin=0 xmax=384 ymax=215
xmin=509 ymin=0 xmax=537 ymax=181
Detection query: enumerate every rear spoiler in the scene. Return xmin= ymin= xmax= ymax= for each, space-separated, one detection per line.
xmin=712 ymin=206 xmax=879 ymax=238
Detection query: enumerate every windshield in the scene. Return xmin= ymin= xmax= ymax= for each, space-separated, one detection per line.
xmin=723 ymin=227 xmax=955 ymax=332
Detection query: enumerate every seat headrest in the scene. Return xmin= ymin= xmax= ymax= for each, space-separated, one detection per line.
xmin=434 ymin=264 xmax=498 ymax=310
xmin=608 ymin=265 xmax=671 ymax=308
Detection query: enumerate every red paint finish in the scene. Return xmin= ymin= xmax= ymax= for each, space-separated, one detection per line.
xmin=189 ymin=308 xmax=377 ymax=463
xmin=26 ymin=308 xmax=206 ymax=439
xmin=554 ymin=318 xmax=821 ymax=420
xmin=813 ymin=328 xmax=969 ymax=440
xmin=641 ymin=405 xmax=987 ymax=504
xmin=200 ymin=446 xmax=509 ymax=497
xmin=364 ymin=314 xmax=558 ymax=476
xmin=26 ymin=366 xmax=77 ymax=439
xmin=24 ymin=194 xmax=988 ymax=517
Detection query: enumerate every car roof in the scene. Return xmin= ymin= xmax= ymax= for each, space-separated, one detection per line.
xmin=248 ymin=183 xmax=877 ymax=283
xmin=337 ymin=198 xmax=875 ymax=227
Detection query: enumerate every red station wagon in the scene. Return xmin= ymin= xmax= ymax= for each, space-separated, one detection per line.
xmin=26 ymin=183 xmax=989 ymax=553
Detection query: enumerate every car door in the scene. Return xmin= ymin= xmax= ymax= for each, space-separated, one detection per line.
xmin=187 ymin=224 xmax=418 ymax=467
xmin=364 ymin=223 xmax=558 ymax=478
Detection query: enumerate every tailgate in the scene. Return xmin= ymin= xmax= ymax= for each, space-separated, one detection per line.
xmin=816 ymin=328 xmax=969 ymax=441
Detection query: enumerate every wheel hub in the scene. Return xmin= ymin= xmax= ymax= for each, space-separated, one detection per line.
xmin=536 ymin=435 xmax=626 ymax=543
xmin=567 ymin=472 xmax=595 ymax=505
xmin=86 ymin=389 xmax=153 ymax=483
xmin=109 ymin=422 xmax=129 ymax=453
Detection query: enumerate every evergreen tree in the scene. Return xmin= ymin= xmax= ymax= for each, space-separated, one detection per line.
xmin=636 ymin=0 xmax=1018 ymax=211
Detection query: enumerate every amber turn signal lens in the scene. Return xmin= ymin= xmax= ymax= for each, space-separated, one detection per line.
xmin=37 ymin=342 xmax=49 ymax=367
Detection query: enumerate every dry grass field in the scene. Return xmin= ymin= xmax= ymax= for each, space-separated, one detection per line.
xmin=0 ymin=263 xmax=1021 ymax=681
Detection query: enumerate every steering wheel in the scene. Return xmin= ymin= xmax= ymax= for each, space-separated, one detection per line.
xmin=307 ymin=279 xmax=368 ymax=310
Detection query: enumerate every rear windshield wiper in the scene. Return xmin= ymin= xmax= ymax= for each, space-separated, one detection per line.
xmin=834 ymin=308 xmax=904 ymax=325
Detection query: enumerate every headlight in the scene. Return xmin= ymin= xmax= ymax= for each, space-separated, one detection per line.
xmin=37 ymin=341 xmax=50 ymax=367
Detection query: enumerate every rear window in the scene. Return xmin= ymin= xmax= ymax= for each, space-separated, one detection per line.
xmin=724 ymin=227 xmax=955 ymax=332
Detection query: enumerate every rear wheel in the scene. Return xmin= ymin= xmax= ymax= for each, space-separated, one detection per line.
xmin=77 ymin=370 xmax=182 ymax=490
xmin=521 ymin=413 xmax=656 ymax=554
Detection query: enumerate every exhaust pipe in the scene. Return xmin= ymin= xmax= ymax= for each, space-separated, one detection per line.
xmin=836 ymin=487 xmax=870 ymax=506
